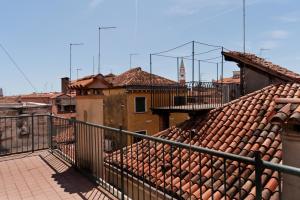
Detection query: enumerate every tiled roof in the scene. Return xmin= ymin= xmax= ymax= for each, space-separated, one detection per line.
xmin=111 ymin=67 xmax=176 ymax=87
xmin=271 ymin=98 xmax=300 ymax=125
xmin=0 ymin=92 xmax=63 ymax=103
xmin=110 ymin=82 xmax=300 ymax=199
xmin=223 ymin=51 xmax=300 ymax=82
xmin=104 ymin=73 xmax=116 ymax=84
xmin=69 ymin=74 xmax=111 ymax=89
xmin=20 ymin=92 xmax=60 ymax=99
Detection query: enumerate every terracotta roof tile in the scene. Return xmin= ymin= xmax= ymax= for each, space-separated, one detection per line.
xmin=69 ymin=74 xmax=111 ymax=89
xmin=109 ymin=82 xmax=300 ymax=199
xmin=111 ymin=67 xmax=176 ymax=87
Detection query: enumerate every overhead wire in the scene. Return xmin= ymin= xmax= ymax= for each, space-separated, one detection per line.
xmin=152 ymin=53 xmax=220 ymax=64
xmin=0 ymin=43 xmax=37 ymax=92
xmin=182 ymin=47 xmax=222 ymax=58
xmin=152 ymin=41 xmax=193 ymax=55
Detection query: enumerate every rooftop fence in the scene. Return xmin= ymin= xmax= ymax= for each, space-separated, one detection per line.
xmin=0 ymin=114 xmax=299 ymax=200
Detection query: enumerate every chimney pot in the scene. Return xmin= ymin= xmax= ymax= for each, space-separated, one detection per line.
xmin=61 ymin=77 xmax=70 ymax=94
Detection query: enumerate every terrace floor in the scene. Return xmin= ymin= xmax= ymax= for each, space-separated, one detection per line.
xmin=0 ymin=151 xmax=113 ymax=200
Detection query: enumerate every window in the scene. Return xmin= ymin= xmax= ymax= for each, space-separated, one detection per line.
xmin=135 ymin=97 xmax=146 ymax=113
xmin=133 ymin=130 xmax=147 ymax=143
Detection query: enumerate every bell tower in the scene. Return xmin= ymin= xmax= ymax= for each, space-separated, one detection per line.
xmin=179 ymin=58 xmax=186 ymax=85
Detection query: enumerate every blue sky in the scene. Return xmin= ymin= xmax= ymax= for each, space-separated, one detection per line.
xmin=0 ymin=0 xmax=299 ymax=95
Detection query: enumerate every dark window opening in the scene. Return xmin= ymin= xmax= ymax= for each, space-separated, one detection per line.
xmin=135 ymin=97 xmax=146 ymax=113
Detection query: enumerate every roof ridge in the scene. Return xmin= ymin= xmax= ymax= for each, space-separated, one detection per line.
xmin=223 ymin=51 xmax=300 ymax=82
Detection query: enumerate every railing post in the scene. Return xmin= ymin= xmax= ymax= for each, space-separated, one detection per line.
xmin=169 ymin=89 xmax=171 ymax=109
xmin=254 ymin=151 xmax=263 ymax=200
xmin=31 ymin=114 xmax=34 ymax=153
xmin=73 ymin=119 xmax=77 ymax=167
xmin=119 ymin=126 xmax=125 ymax=200
xmin=49 ymin=114 xmax=53 ymax=151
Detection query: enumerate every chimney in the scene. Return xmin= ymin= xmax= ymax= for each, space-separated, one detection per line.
xmin=61 ymin=77 xmax=70 ymax=94
xmin=179 ymin=58 xmax=186 ymax=85
xmin=0 ymin=88 xmax=3 ymax=97
xmin=271 ymin=99 xmax=300 ymax=200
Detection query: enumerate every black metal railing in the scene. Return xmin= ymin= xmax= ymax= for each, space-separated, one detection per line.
xmin=47 ymin=115 xmax=300 ymax=200
xmin=1 ymin=114 xmax=300 ymax=199
xmin=0 ymin=114 xmax=49 ymax=156
xmin=150 ymin=81 xmax=240 ymax=111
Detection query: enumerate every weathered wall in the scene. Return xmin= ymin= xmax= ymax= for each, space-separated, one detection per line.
xmin=103 ymin=90 xmax=128 ymax=130
xmin=169 ymin=112 xmax=189 ymax=127
xmin=76 ymin=95 xmax=104 ymax=125
xmin=243 ymin=67 xmax=286 ymax=94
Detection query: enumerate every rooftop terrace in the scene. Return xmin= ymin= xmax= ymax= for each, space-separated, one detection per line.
xmin=1 ymin=112 xmax=300 ymax=199
xmin=0 ymin=151 xmax=112 ymax=200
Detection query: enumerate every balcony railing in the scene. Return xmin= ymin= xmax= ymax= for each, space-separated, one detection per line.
xmin=150 ymin=81 xmax=240 ymax=112
xmin=0 ymin=115 xmax=49 ymax=156
xmin=1 ymin=114 xmax=300 ymax=199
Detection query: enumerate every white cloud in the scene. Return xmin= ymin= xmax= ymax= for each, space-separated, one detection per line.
xmin=89 ymin=0 xmax=104 ymax=8
xmin=269 ymin=30 xmax=289 ymax=40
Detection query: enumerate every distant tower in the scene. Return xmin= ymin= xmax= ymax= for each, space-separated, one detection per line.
xmin=179 ymin=58 xmax=186 ymax=84
xmin=0 ymin=88 xmax=3 ymax=97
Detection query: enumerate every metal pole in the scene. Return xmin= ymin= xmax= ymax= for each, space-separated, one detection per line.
xmin=221 ymin=47 xmax=224 ymax=104
xmin=93 ymin=56 xmax=95 ymax=75
xmin=98 ymin=26 xmax=116 ymax=74
xmin=198 ymin=60 xmax=201 ymax=82
xmin=243 ymin=0 xmax=246 ymax=53
xmin=192 ymin=41 xmax=195 ymax=83
xmin=119 ymin=126 xmax=125 ymax=200
xmin=69 ymin=44 xmax=72 ymax=83
xmin=69 ymin=44 xmax=72 ymax=112
xmin=150 ymin=54 xmax=153 ymax=108
xmin=74 ymin=119 xmax=77 ymax=167
xmin=69 ymin=43 xmax=83 ymax=112
xmin=255 ymin=151 xmax=263 ymax=200
xmin=177 ymin=57 xmax=179 ymax=82
xmin=221 ymin=47 xmax=224 ymax=82
xmin=217 ymin=63 xmax=219 ymax=83
xmin=31 ymin=114 xmax=34 ymax=153
xmin=98 ymin=27 xmax=101 ymax=73
xmin=49 ymin=114 xmax=53 ymax=151
xmin=129 ymin=53 xmax=138 ymax=69
xmin=76 ymin=68 xmax=82 ymax=80
xmin=130 ymin=54 xmax=132 ymax=69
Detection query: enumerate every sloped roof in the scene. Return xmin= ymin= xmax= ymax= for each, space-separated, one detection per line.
xmin=50 ymin=92 xmax=76 ymax=99
xmin=110 ymin=82 xmax=300 ymax=199
xmin=21 ymin=92 xmax=60 ymax=99
xmin=69 ymin=74 xmax=111 ymax=89
xmin=111 ymin=67 xmax=176 ymax=87
xmin=223 ymin=51 xmax=300 ymax=82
